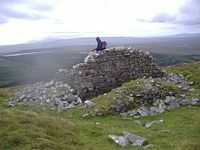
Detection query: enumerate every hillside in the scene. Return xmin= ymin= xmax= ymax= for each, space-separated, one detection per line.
xmin=0 ymin=47 xmax=200 ymax=88
xmin=0 ymin=61 xmax=200 ymax=149
xmin=0 ymin=34 xmax=200 ymax=88
xmin=0 ymin=50 xmax=87 ymax=87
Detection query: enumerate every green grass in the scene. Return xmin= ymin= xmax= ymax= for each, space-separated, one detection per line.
xmin=0 ymin=62 xmax=200 ymax=150
xmin=0 ymin=98 xmax=82 ymax=150
xmin=166 ymin=62 xmax=200 ymax=89
xmin=1 ymin=96 xmax=200 ymax=150
xmin=166 ymin=62 xmax=200 ymax=99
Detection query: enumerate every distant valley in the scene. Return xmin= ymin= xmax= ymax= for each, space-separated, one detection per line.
xmin=0 ymin=34 xmax=200 ymax=87
xmin=1 ymin=33 xmax=200 ymax=55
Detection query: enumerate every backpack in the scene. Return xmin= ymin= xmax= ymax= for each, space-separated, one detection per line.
xmin=101 ymin=41 xmax=107 ymax=49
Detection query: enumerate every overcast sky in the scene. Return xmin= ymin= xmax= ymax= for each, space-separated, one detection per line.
xmin=0 ymin=0 xmax=200 ymax=45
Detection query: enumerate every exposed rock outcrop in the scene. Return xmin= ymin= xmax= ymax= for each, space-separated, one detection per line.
xmin=65 ymin=47 xmax=164 ymax=100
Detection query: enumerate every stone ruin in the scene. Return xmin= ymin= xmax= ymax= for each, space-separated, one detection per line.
xmin=8 ymin=47 xmax=200 ymax=148
xmin=9 ymin=47 xmax=165 ymax=110
xmin=63 ymin=47 xmax=164 ymax=100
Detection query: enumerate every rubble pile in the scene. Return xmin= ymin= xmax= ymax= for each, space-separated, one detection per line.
xmin=9 ymin=80 xmax=82 ymax=111
xmin=100 ymin=73 xmax=200 ymax=117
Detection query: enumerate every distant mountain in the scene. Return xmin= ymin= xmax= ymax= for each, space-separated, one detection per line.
xmin=0 ymin=37 xmax=141 ymax=54
xmin=0 ymin=33 xmax=200 ymax=55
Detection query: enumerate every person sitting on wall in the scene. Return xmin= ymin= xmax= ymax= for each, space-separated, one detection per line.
xmin=92 ymin=37 xmax=107 ymax=52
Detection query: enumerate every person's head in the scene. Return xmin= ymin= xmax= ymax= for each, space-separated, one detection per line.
xmin=96 ymin=37 xmax=100 ymax=42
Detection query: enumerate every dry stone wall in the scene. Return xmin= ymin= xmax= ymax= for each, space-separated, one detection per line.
xmin=67 ymin=47 xmax=164 ymax=100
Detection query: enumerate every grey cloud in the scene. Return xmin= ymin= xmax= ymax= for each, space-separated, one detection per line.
xmin=0 ymin=0 xmax=25 ymax=4
xmin=137 ymin=14 xmax=177 ymax=24
xmin=180 ymin=0 xmax=200 ymax=14
xmin=177 ymin=19 xmax=200 ymax=25
xmin=138 ymin=0 xmax=200 ymax=26
xmin=151 ymin=13 xmax=176 ymax=23
xmin=0 ymin=7 xmax=45 ymax=20
xmin=31 ymin=4 xmax=53 ymax=12
xmin=0 ymin=16 xmax=8 ymax=24
xmin=177 ymin=0 xmax=200 ymax=25
xmin=0 ymin=0 xmax=54 ymax=24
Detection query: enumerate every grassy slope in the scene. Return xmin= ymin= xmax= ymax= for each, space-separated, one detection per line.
xmin=0 ymin=62 xmax=200 ymax=150
xmin=0 ymin=51 xmax=86 ymax=88
xmin=0 ymin=91 xmax=82 ymax=150
xmin=166 ymin=62 xmax=200 ymax=88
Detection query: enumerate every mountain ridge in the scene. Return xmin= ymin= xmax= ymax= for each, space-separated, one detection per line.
xmin=1 ymin=33 xmax=200 ymax=55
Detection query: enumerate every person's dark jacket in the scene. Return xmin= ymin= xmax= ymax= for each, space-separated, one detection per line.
xmin=95 ymin=37 xmax=107 ymax=51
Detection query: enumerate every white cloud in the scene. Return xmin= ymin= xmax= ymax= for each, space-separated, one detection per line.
xmin=0 ymin=0 xmax=199 ymax=45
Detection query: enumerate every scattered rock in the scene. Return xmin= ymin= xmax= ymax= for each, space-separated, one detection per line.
xmin=145 ymin=120 xmax=164 ymax=128
xmin=109 ymin=131 xmax=148 ymax=147
xmin=82 ymin=113 xmax=90 ymax=118
xmin=124 ymin=131 xmax=148 ymax=146
xmin=126 ymin=110 xmax=139 ymax=116
xmin=8 ymin=101 xmax=16 ymax=107
xmin=9 ymin=80 xmax=82 ymax=111
xmin=84 ymin=100 xmax=96 ymax=108
xmin=191 ymin=98 xmax=200 ymax=105
xmin=109 ymin=134 xmax=128 ymax=147
xmin=178 ymin=99 xmax=191 ymax=106
xmin=137 ymin=106 xmax=153 ymax=117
